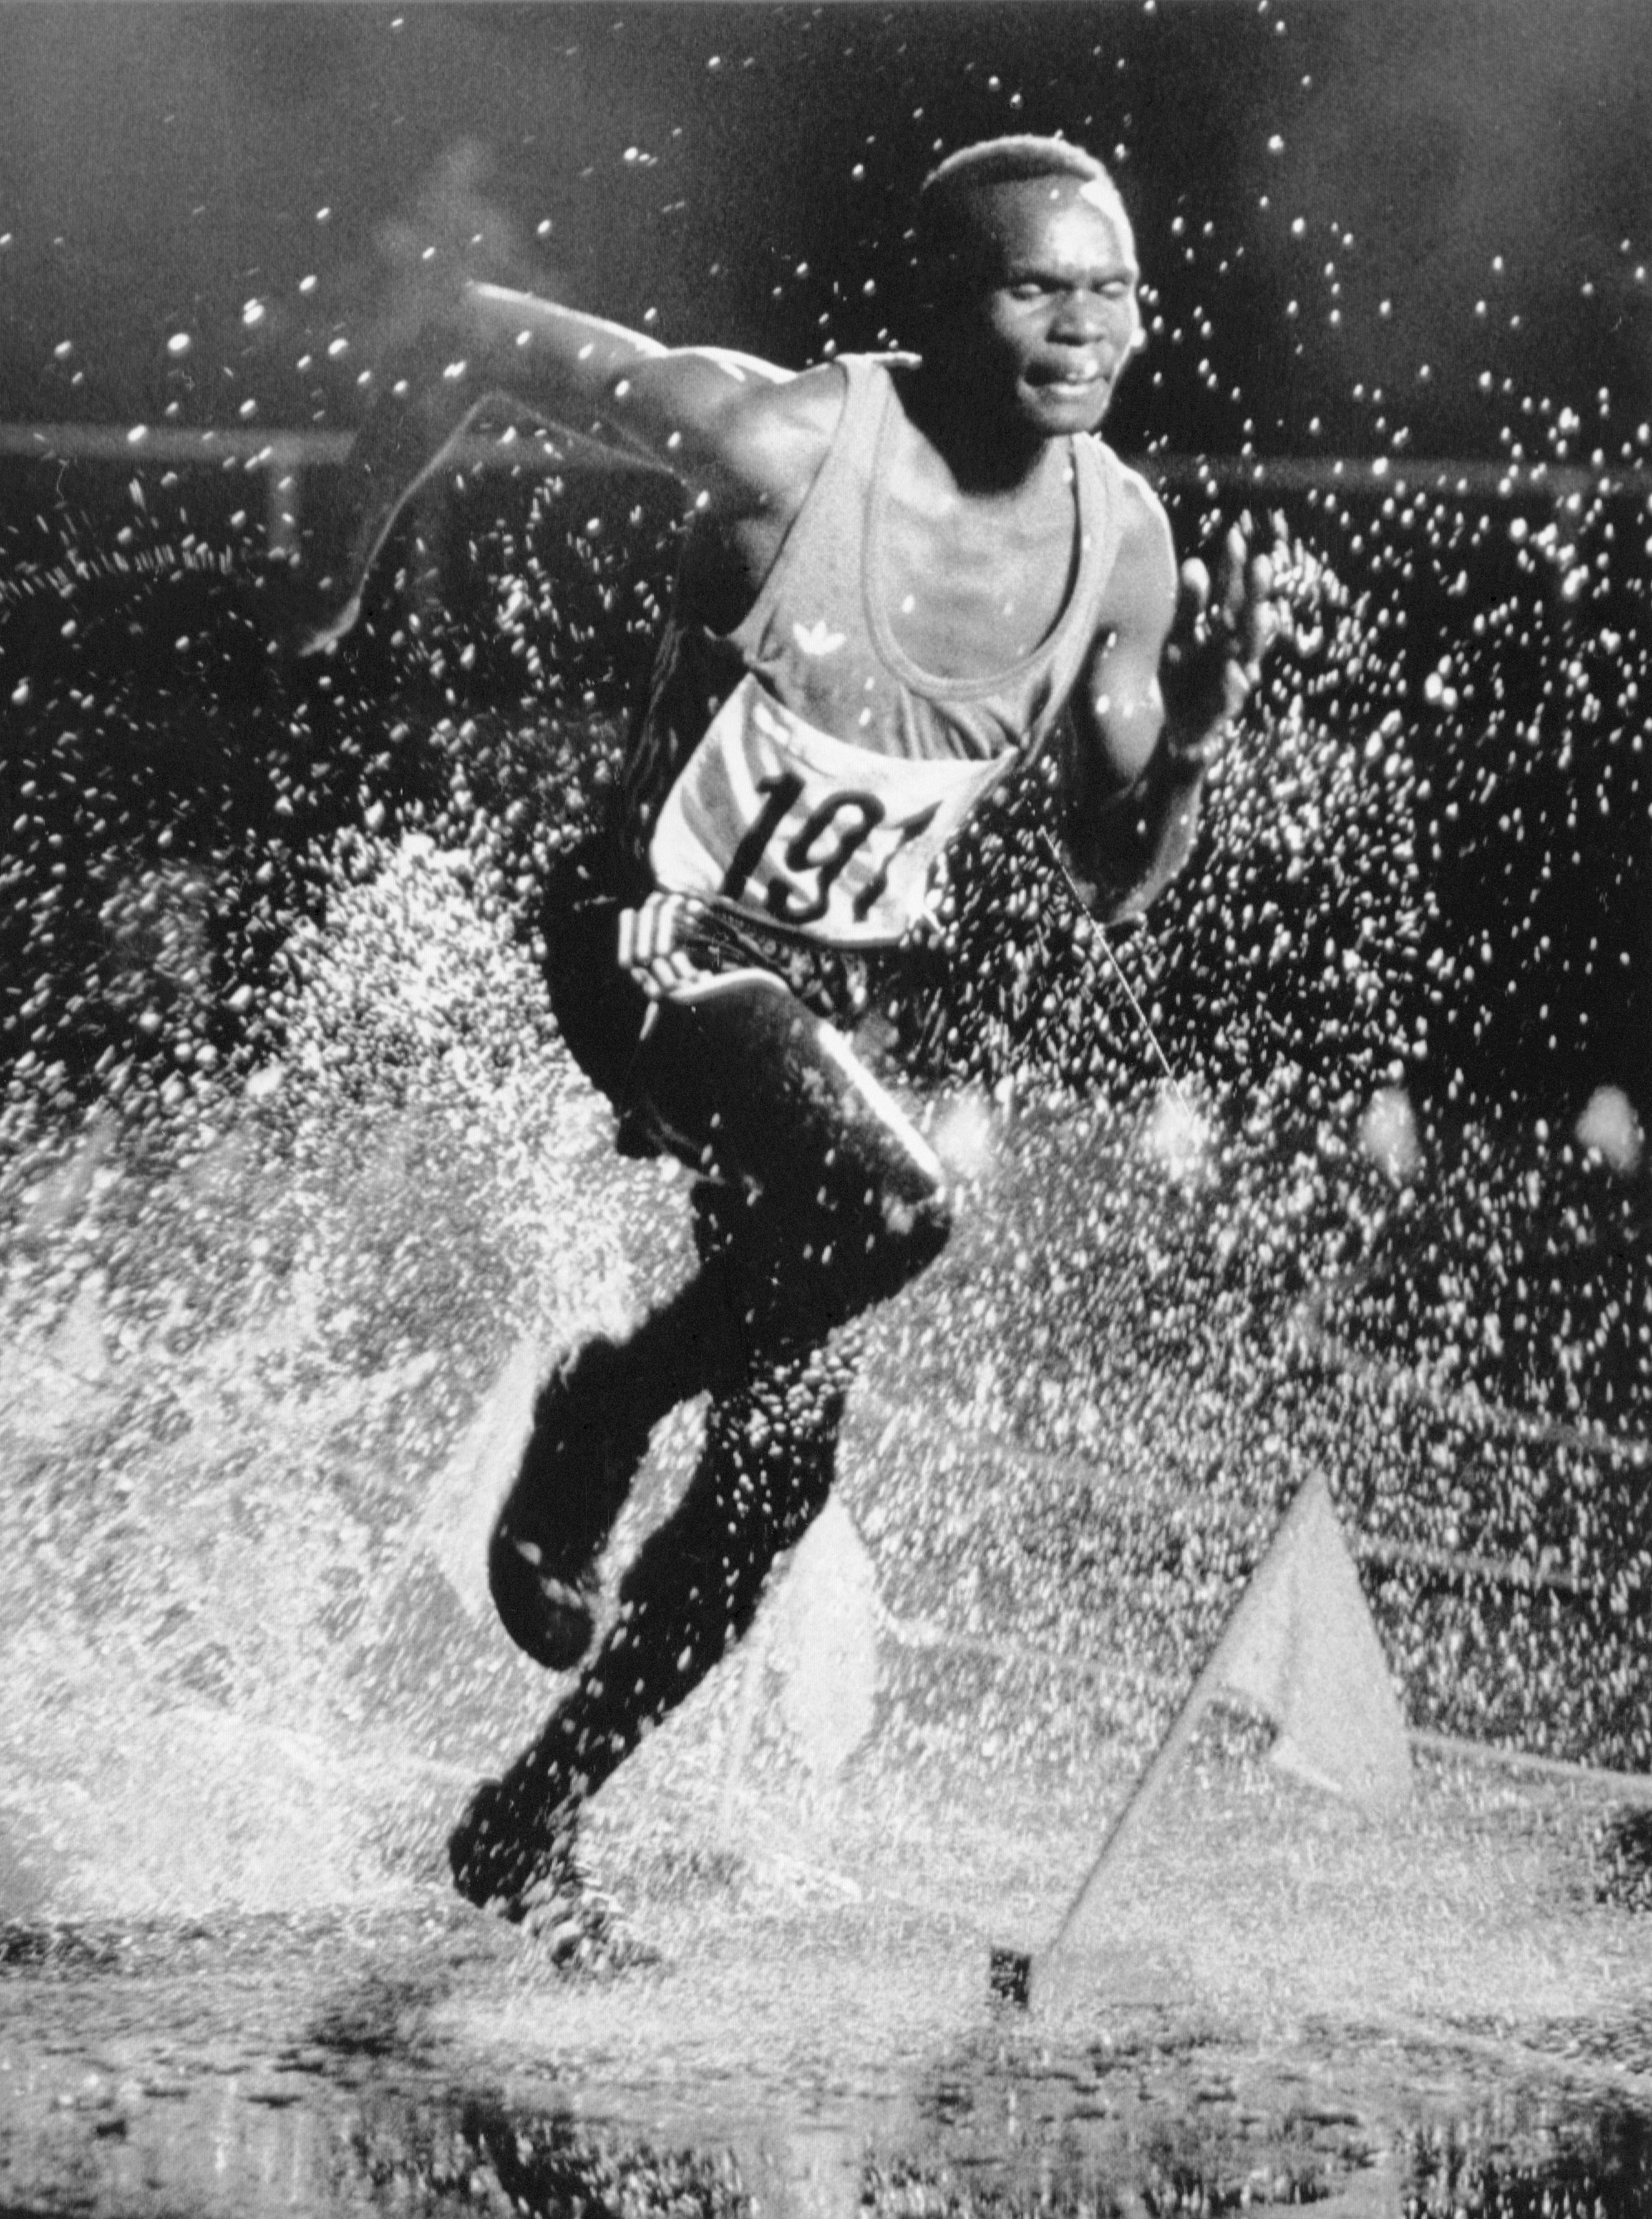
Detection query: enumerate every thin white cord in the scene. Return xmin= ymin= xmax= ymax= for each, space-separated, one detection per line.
xmin=1037 ymin=828 xmax=1201 ymax=1125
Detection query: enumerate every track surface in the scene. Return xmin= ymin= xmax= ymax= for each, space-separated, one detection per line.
xmin=6 ymin=1740 xmax=1652 ymax=2218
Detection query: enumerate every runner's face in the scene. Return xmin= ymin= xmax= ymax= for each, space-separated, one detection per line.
xmin=958 ymin=179 xmax=1140 ymax=438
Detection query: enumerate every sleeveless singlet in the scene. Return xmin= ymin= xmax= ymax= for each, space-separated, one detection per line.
xmin=628 ymin=354 xmax=1135 ymax=947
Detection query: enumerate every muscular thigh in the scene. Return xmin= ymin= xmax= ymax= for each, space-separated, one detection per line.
xmin=633 ymin=970 xmax=942 ymax=1216
xmin=542 ymin=874 xmax=942 ymax=1217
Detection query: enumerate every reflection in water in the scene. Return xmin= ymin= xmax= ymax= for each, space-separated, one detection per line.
xmin=4 ymin=1900 xmax=1652 ymax=2216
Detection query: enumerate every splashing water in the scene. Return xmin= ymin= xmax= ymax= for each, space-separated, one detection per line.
xmin=1 ymin=26 xmax=1651 ymax=2005
xmin=1 ymin=462 xmax=1648 ymax=1936
xmin=1 ymin=819 xmax=634 ymax=1914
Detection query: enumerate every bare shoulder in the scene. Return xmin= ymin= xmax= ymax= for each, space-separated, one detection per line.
xmin=618 ymin=351 xmax=845 ymax=519
xmin=1114 ymin=461 xmax=1177 ymax=586
xmin=1099 ymin=456 xmax=1178 ymax=639
xmin=701 ymin=358 xmax=847 ymax=517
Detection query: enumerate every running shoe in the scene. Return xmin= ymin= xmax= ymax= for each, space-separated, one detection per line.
xmin=449 ymin=1787 xmax=654 ymax=1968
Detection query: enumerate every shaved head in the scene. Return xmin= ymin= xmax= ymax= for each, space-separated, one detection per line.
xmin=916 ymin=135 xmax=1135 ymax=276
xmin=908 ymin=135 xmax=1142 ymax=359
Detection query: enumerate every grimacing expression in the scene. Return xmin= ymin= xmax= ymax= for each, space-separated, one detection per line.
xmin=943 ymin=175 xmax=1142 ymax=437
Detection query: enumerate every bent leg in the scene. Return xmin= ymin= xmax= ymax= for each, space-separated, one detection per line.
xmin=540 ymin=894 xmax=954 ymax=1322
xmin=630 ymin=970 xmax=953 ymax=1342
xmin=452 ymin=1334 xmax=856 ymax=1909
xmin=490 ymin=967 xmax=950 ymax=1672
xmin=488 ymin=1250 xmax=755 ymax=1669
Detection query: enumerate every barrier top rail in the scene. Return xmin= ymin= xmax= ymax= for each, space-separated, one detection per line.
xmin=4 ymin=418 xmax=1652 ymax=506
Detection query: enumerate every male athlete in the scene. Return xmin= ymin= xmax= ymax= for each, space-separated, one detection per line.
xmin=304 ymin=135 xmax=1271 ymax=1921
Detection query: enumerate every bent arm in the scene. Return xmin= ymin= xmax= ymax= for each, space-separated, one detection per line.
xmin=302 ymin=279 xmax=799 ymax=649
xmin=1061 ymin=492 xmax=1266 ymax=921
xmin=1057 ymin=492 xmax=1198 ymax=921
xmin=1059 ymin=723 xmax=1209 ymax=924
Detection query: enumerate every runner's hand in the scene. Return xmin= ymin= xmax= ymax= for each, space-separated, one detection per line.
xmin=618 ymin=891 xmax=714 ymax=1002
xmin=1160 ymin=518 xmax=1276 ymax=766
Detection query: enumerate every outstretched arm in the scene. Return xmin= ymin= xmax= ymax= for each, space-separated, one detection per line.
xmin=1062 ymin=504 xmax=1272 ymax=921
xmin=299 ymin=280 xmax=799 ymax=651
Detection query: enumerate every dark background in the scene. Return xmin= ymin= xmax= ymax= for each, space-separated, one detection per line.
xmin=1 ymin=1 xmax=1650 ymax=1134
xmin=1 ymin=0 xmax=1650 ymax=455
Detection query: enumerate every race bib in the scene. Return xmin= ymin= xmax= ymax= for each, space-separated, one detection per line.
xmin=648 ymin=676 xmax=1009 ymax=945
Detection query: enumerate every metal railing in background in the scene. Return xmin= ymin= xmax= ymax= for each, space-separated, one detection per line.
xmin=4 ymin=418 xmax=1651 ymax=558
xmin=847 ymin=1366 xmax=1652 ymax=1798
xmin=0 ymin=419 xmax=659 ymax=555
